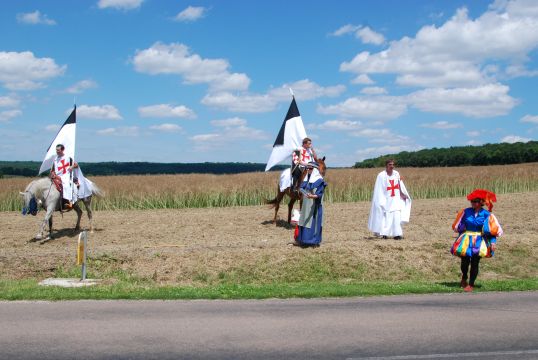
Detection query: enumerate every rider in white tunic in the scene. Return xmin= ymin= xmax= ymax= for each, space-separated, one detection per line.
xmin=50 ymin=144 xmax=77 ymax=207
xmin=368 ymin=159 xmax=412 ymax=239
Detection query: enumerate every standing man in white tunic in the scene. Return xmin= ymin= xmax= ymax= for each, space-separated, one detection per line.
xmin=368 ymin=159 xmax=411 ymax=239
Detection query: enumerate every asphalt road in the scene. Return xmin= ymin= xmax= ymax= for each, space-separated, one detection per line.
xmin=1 ymin=291 xmax=537 ymax=360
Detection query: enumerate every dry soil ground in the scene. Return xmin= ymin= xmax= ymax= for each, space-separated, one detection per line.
xmin=1 ymin=192 xmax=537 ymax=285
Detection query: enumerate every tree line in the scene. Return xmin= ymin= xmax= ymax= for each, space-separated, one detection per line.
xmin=354 ymin=141 xmax=538 ymax=168
xmin=0 ymin=161 xmax=286 ymax=178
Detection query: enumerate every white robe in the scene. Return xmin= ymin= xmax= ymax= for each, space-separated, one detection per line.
xmin=368 ymin=169 xmax=412 ymax=237
xmin=53 ymin=155 xmax=75 ymax=202
xmin=53 ymin=156 xmax=94 ymax=202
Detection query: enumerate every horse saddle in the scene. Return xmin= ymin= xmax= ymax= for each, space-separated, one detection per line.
xmin=52 ymin=176 xmax=63 ymax=193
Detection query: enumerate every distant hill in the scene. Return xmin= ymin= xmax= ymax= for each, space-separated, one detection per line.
xmin=0 ymin=161 xmax=286 ymax=177
xmin=354 ymin=141 xmax=538 ymax=168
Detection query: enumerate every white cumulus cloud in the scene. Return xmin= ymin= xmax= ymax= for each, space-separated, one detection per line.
xmin=132 ymin=42 xmax=250 ymax=91
xmin=329 ymin=24 xmax=360 ymax=37
xmin=0 ymin=109 xmax=22 ymax=123
xmin=65 ymin=79 xmax=98 ymax=94
xmin=501 ymin=135 xmax=532 ymax=143
xmin=420 ymin=121 xmax=462 ymax=129
xmin=356 ymin=26 xmax=385 ymax=45
xmin=330 ymin=24 xmax=385 ymax=45
xmin=521 ymin=114 xmax=538 ymax=124
xmin=174 ymin=6 xmax=207 ymax=22
xmin=309 ymin=120 xmax=362 ymax=131
xmin=407 ymin=84 xmax=517 ymax=117
xmin=201 ymin=92 xmax=276 ymax=113
xmin=0 ymin=95 xmax=20 ymax=108
xmin=77 ymin=105 xmax=123 ymax=120
xmin=210 ymin=117 xmax=247 ymax=127
xmin=16 ymin=10 xmax=56 ymax=25
xmin=351 ymin=74 xmax=374 ymax=85
xmin=360 ymin=86 xmax=387 ymax=95
xmin=97 ymin=0 xmax=143 ymax=10
xmin=0 ymin=51 xmax=65 ymax=90
xmin=149 ymin=123 xmax=182 ymax=133
xmin=268 ymin=79 xmax=346 ymax=102
xmin=340 ymin=1 xmax=538 ymax=88
xmin=138 ymin=104 xmax=196 ymax=119
xmin=97 ymin=126 xmax=139 ymax=136
xmin=317 ymin=96 xmax=407 ymax=121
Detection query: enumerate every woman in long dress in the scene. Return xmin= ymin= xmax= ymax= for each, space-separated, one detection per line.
xmin=295 ymin=164 xmax=327 ymax=247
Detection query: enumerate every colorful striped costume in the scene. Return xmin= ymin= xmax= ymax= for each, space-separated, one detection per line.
xmin=451 ymin=207 xmax=503 ymax=258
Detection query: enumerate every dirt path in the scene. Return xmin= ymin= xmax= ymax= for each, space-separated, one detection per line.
xmin=1 ymin=192 xmax=537 ymax=284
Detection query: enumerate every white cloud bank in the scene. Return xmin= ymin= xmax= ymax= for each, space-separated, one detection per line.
xmin=330 ymin=0 xmax=538 ymax=119
xmin=133 ymin=42 xmax=250 ymax=92
xmin=65 ymin=79 xmax=98 ymax=94
xmin=16 ymin=11 xmax=56 ymax=25
xmin=174 ymin=6 xmax=207 ymax=22
xmin=77 ymin=105 xmax=123 ymax=120
xmin=97 ymin=0 xmax=143 ymax=10
xmin=138 ymin=104 xmax=196 ymax=119
xmin=0 ymin=51 xmax=65 ymax=90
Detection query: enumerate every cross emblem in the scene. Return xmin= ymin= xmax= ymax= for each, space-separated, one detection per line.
xmin=57 ymin=159 xmax=70 ymax=174
xmin=387 ymin=179 xmax=400 ymax=197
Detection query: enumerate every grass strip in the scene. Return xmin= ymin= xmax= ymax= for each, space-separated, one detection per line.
xmin=1 ymin=278 xmax=536 ymax=301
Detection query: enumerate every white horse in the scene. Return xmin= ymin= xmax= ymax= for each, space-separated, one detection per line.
xmin=20 ymin=177 xmax=102 ymax=241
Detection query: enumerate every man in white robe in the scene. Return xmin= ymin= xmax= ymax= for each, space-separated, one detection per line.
xmin=368 ymin=159 xmax=411 ymax=239
xmin=50 ymin=144 xmax=77 ymax=208
xmin=50 ymin=144 xmax=93 ymax=209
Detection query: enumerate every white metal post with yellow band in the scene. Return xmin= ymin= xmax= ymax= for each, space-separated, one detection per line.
xmin=77 ymin=230 xmax=87 ymax=280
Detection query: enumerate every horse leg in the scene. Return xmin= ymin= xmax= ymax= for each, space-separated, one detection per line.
xmin=273 ymin=190 xmax=286 ymax=224
xmin=85 ymin=197 xmax=94 ymax=233
xmin=288 ymin=197 xmax=296 ymax=224
xmin=37 ymin=207 xmax=54 ymax=240
xmin=74 ymin=203 xmax=83 ymax=231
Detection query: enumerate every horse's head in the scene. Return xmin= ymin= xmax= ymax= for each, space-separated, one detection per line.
xmin=20 ymin=190 xmax=38 ymax=216
xmin=317 ymin=156 xmax=327 ymax=176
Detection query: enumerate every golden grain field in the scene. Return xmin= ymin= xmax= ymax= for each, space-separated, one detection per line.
xmin=2 ymin=163 xmax=538 ymax=211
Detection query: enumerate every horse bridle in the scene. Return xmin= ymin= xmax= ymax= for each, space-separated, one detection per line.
xmin=21 ymin=192 xmax=38 ymax=216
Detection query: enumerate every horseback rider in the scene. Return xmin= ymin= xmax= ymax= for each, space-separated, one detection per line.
xmin=291 ymin=137 xmax=318 ymax=193
xmin=50 ymin=144 xmax=79 ymax=210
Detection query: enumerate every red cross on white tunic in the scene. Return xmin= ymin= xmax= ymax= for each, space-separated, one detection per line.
xmin=387 ymin=179 xmax=400 ymax=197
xmin=293 ymin=148 xmax=312 ymax=164
xmin=57 ymin=159 xmax=70 ymax=174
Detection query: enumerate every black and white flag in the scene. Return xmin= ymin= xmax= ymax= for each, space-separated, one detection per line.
xmin=265 ymin=97 xmax=307 ymax=171
xmin=38 ymin=106 xmax=76 ymax=174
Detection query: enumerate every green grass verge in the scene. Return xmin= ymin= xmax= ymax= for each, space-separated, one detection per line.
xmin=1 ymin=278 xmax=536 ymax=301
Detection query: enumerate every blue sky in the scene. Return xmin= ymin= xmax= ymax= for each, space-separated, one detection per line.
xmin=1 ymin=0 xmax=537 ymax=167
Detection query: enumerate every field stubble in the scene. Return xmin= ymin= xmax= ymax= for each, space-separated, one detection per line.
xmin=0 ymin=191 xmax=536 ymax=287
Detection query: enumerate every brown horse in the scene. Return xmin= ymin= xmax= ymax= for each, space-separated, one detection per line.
xmin=266 ymin=157 xmax=326 ymax=224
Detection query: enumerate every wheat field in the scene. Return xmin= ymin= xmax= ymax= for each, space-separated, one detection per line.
xmin=2 ymin=163 xmax=538 ymax=211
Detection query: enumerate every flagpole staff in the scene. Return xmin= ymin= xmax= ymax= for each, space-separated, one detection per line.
xmin=69 ymin=104 xmax=76 ymax=203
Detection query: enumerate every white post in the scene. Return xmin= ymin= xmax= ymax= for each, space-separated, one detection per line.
xmin=77 ymin=231 xmax=88 ymax=281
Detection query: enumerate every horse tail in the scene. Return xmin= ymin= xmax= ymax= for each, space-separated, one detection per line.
xmin=91 ymin=182 xmax=105 ymax=197
xmin=265 ymin=197 xmax=278 ymax=208
xmin=265 ymin=185 xmax=284 ymax=208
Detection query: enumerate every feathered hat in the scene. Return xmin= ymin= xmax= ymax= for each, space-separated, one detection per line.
xmin=466 ymin=188 xmax=497 ymax=211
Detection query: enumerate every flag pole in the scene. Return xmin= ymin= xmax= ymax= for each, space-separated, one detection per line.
xmin=70 ymin=103 xmax=76 ymax=204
